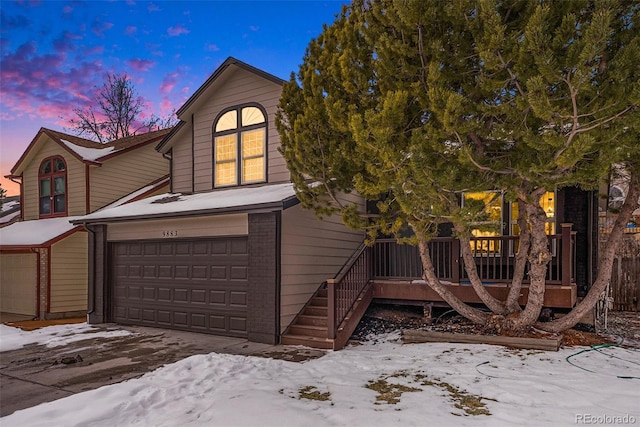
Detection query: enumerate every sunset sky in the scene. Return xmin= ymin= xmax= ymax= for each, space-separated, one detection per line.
xmin=0 ymin=0 xmax=345 ymax=196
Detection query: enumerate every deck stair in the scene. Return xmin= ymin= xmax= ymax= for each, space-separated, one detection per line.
xmin=281 ymin=286 xmax=334 ymax=349
xmin=281 ymin=243 xmax=374 ymax=350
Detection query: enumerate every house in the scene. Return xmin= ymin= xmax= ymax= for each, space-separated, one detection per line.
xmin=75 ymin=58 xmax=598 ymax=350
xmin=0 ymin=195 xmax=21 ymax=228
xmin=0 ymin=128 xmax=171 ymax=319
xmin=74 ymin=57 xmax=365 ymax=345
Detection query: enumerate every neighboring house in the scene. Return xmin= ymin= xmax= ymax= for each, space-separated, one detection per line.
xmin=74 ymin=57 xmax=365 ymax=346
xmin=75 ymin=58 xmax=598 ymax=350
xmin=0 ymin=128 xmax=171 ymax=319
xmin=0 ymin=195 xmax=21 ymax=228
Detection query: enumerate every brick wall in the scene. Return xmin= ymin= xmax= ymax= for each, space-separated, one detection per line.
xmin=247 ymin=212 xmax=279 ymax=344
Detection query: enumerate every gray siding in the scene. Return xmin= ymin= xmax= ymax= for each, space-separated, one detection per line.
xmin=280 ymin=194 xmax=365 ymax=333
xmin=50 ymin=232 xmax=88 ymax=313
xmin=189 ymin=65 xmax=289 ymax=193
xmin=22 ymin=141 xmax=86 ymax=220
xmin=170 ymin=124 xmax=194 ymax=194
xmin=90 ymin=144 xmax=169 ymax=211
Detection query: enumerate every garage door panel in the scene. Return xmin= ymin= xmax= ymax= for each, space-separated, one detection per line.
xmin=111 ymin=237 xmax=248 ymax=336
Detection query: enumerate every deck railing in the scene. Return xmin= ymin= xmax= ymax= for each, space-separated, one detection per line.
xmin=326 ymin=243 xmax=372 ymax=339
xmin=372 ymin=224 xmax=576 ymax=286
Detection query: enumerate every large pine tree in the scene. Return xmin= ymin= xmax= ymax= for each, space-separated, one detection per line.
xmin=277 ymin=0 xmax=640 ymax=333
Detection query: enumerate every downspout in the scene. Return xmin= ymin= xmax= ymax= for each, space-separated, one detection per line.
xmin=85 ymin=223 xmax=97 ymax=315
xmin=85 ymin=164 xmax=91 ymax=214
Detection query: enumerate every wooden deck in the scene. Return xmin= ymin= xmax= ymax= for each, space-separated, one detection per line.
xmin=282 ymin=228 xmax=580 ymax=350
xmin=372 ymin=279 xmax=577 ymax=308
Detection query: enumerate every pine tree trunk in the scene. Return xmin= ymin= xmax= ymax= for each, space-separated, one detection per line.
xmin=415 ymin=236 xmax=489 ymax=325
xmin=456 ymin=225 xmax=507 ymax=315
xmin=509 ymin=199 xmax=551 ymax=330
xmin=505 ymin=204 xmax=531 ymax=312
xmin=539 ymin=167 xmax=640 ymax=333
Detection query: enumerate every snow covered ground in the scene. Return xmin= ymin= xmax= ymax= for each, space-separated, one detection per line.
xmin=1 ymin=325 xmax=639 ymax=427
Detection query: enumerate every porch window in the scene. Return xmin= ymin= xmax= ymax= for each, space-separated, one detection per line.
xmin=213 ymin=104 xmax=266 ymax=187
xmin=463 ymin=191 xmax=503 ymax=254
xmin=39 ymin=156 xmax=67 ymax=217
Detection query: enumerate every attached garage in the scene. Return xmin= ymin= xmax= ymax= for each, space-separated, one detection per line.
xmin=0 ymin=252 xmax=38 ymax=316
xmin=110 ymin=237 xmax=249 ymax=336
xmin=77 ymin=183 xmax=364 ymax=345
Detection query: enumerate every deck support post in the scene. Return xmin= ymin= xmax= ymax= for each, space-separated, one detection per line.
xmin=451 ymin=239 xmax=461 ymax=283
xmin=422 ymin=303 xmax=433 ymax=324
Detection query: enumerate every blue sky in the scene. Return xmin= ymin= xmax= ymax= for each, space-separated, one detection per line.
xmin=0 ymin=0 xmax=345 ymax=195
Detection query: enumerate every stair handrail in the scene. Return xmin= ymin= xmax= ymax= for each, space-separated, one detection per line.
xmin=326 ymin=241 xmax=372 ymax=339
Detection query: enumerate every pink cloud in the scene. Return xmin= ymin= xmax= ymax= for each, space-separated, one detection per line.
xmin=127 ymin=58 xmax=155 ymax=72
xmin=62 ymin=5 xmax=72 ymax=14
xmin=167 ymin=24 xmax=189 ymax=37
xmin=148 ymin=3 xmax=160 ymax=12
xmin=160 ymin=72 xmax=178 ymax=94
xmin=160 ymin=97 xmax=175 ymax=116
xmin=249 ymin=25 xmax=260 ymax=31
xmin=91 ymin=19 xmax=114 ymax=38
xmin=124 ymin=26 xmax=137 ymax=36
xmin=0 ymin=40 xmax=105 ymax=123
xmin=83 ymin=45 xmax=104 ymax=56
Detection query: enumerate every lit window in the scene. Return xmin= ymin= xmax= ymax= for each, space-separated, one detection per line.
xmin=213 ymin=105 xmax=266 ymax=187
xmin=463 ymin=192 xmax=502 ymax=253
xmin=511 ymin=191 xmax=556 ymax=236
xmin=39 ymin=156 xmax=67 ymax=217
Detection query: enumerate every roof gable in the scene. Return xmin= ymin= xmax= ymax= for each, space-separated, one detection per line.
xmin=9 ymin=128 xmax=172 ymax=176
xmin=177 ymin=57 xmax=285 ymax=117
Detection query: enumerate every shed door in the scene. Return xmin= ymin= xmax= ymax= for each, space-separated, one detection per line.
xmin=0 ymin=253 xmax=37 ymax=316
xmin=111 ymin=237 xmax=249 ymax=337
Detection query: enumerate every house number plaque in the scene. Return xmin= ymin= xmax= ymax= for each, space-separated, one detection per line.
xmin=162 ymin=230 xmax=178 ymax=238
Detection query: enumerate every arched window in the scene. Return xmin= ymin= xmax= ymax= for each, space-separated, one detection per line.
xmin=213 ymin=104 xmax=266 ymax=187
xmin=39 ymin=156 xmax=67 ymax=217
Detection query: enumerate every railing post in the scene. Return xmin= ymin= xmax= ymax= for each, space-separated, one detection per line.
xmin=452 ymin=238 xmax=460 ymax=283
xmin=561 ymin=223 xmax=573 ymax=287
xmin=326 ymin=279 xmax=336 ymax=339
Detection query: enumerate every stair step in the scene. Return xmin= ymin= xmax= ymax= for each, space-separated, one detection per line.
xmin=303 ymin=306 xmax=328 ymax=316
xmin=288 ymin=324 xmax=328 ymax=338
xmin=297 ymin=315 xmax=327 ymax=327
xmin=281 ymin=334 xmax=334 ymax=350
xmin=309 ymin=297 xmax=328 ymax=307
xmin=316 ymin=288 xmax=328 ymax=298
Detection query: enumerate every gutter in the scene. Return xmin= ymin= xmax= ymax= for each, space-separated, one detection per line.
xmin=70 ymin=198 xmax=299 ymax=226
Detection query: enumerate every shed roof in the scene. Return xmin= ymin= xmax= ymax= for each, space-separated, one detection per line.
xmin=0 ymin=217 xmax=82 ymax=248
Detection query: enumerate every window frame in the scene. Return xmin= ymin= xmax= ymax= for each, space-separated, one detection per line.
xmin=212 ymin=103 xmax=268 ymax=188
xmin=38 ymin=156 xmax=68 ymax=218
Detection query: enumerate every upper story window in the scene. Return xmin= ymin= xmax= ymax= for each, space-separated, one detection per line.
xmin=39 ymin=156 xmax=67 ymax=217
xmin=213 ymin=104 xmax=267 ymax=187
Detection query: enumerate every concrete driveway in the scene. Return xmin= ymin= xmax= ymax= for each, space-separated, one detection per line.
xmin=0 ymin=322 xmax=325 ymax=417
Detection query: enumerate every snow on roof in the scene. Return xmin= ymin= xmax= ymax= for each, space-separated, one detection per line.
xmin=0 ymin=217 xmax=81 ymax=246
xmin=1 ymin=199 xmax=19 ymax=214
xmin=77 ymin=183 xmax=297 ymax=222
xmin=0 ymin=210 xmax=20 ymax=225
xmin=61 ymin=139 xmax=116 ymax=161
xmin=95 ymin=177 xmax=170 ymax=212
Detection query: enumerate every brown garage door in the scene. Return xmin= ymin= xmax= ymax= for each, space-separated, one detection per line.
xmin=111 ymin=237 xmax=249 ymax=337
